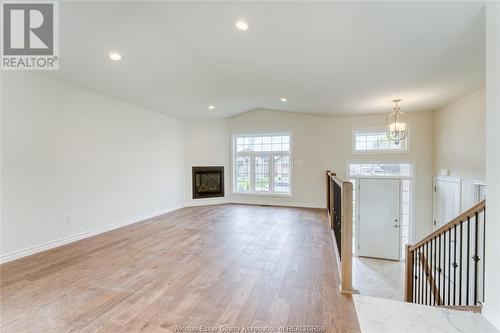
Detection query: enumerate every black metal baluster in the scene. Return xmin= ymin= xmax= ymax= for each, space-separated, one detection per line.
xmin=420 ymin=247 xmax=423 ymax=305
xmin=438 ymin=234 xmax=442 ymax=305
xmin=425 ymin=242 xmax=428 ymax=305
xmin=448 ymin=228 xmax=451 ymax=305
xmin=443 ymin=231 xmax=447 ymax=305
xmin=483 ymin=209 xmax=486 ymax=303
xmin=420 ymin=248 xmax=424 ymax=304
xmin=459 ymin=221 xmax=463 ymax=305
xmin=428 ymin=241 xmax=431 ymax=305
xmin=417 ymin=248 xmax=420 ymax=304
xmin=416 ymin=247 xmax=419 ymax=304
xmin=428 ymin=242 xmax=431 ymax=305
xmin=434 ymin=237 xmax=438 ymax=305
xmin=466 ymin=216 xmax=470 ymax=305
xmin=431 ymin=238 xmax=434 ymax=305
xmin=453 ymin=226 xmax=457 ymax=305
xmin=414 ymin=248 xmax=417 ymax=303
xmin=474 ymin=212 xmax=479 ymax=306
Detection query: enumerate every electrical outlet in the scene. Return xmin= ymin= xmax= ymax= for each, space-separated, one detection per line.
xmin=63 ymin=214 xmax=71 ymax=224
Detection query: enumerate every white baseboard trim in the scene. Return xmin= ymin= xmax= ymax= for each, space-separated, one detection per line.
xmin=230 ymin=198 xmax=324 ymax=209
xmin=185 ymin=198 xmax=324 ymax=209
xmin=0 ymin=204 xmax=184 ymax=264
xmin=184 ymin=197 xmax=230 ymax=207
xmin=483 ymin=304 xmax=500 ymax=330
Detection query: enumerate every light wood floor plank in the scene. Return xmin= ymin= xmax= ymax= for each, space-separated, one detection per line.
xmin=0 ymin=204 xmax=359 ymax=332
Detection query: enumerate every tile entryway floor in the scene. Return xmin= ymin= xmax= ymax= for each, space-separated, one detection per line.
xmin=353 ymin=256 xmax=405 ymax=301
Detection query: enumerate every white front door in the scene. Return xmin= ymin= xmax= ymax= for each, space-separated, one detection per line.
xmin=358 ymin=178 xmax=400 ymax=260
xmin=434 ymin=178 xmax=461 ymax=229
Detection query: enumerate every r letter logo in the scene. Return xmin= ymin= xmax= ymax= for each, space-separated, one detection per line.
xmin=2 ymin=2 xmax=58 ymax=70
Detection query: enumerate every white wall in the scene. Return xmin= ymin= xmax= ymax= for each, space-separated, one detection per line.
xmin=433 ymin=89 xmax=486 ymax=210
xmin=184 ymin=119 xmax=230 ymax=206
xmin=228 ymin=109 xmax=434 ymax=241
xmin=229 ymin=110 xmax=330 ymax=208
xmin=1 ymin=72 xmax=186 ymax=260
xmin=484 ymin=2 xmax=500 ymax=329
xmin=0 ymin=72 xmax=436 ymax=262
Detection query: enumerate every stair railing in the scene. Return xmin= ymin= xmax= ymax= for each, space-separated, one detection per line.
xmin=326 ymin=170 xmax=353 ymax=294
xmin=405 ymin=200 xmax=486 ymax=308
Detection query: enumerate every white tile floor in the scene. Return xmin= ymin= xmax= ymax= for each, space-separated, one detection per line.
xmin=353 ymin=256 xmax=405 ymax=301
xmin=352 ymin=257 xmax=499 ymax=332
xmin=353 ymin=294 xmax=498 ymax=333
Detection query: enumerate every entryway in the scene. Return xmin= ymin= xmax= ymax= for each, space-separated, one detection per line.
xmin=353 ymin=257 xmax=404 ymax=300
xmin=357 ymin=178 xmax=401 ymax=260
xmin=349 ymin=162 xmax=414 ymax=301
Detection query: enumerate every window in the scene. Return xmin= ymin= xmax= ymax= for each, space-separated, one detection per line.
xmin=233 ymin=134 xmax=291 ymax=195
xmin=255 ymin=156 xmax=270 ymax=192
xmin=235 ymin=156 xmax=250 ymax=191
xmin=401 ymin=179 xmax=412 ymax=256
xmin=349 ymin=163 xmax=411 ymax=177
xmin=353 ymin=127 xmax=408 ymax=153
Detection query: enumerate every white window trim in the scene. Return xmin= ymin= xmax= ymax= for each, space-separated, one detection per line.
xmin=346 ymin=160 xmax=416 ymax=262
xmin=231 ymin=132 xmax=293 ymax=197
xmin=351 ymin=126 xmax=410 ymax=155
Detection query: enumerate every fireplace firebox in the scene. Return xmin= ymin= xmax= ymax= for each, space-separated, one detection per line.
xmin=192 ymin=166 xmax=224 ymax=199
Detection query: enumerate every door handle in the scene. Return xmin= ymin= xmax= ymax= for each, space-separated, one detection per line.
xmin=394 ymin=218 xmax=399 ymax=228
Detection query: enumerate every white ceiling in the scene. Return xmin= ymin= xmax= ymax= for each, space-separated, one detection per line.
xmin=46 ymin=1 xmax=486 ymax=119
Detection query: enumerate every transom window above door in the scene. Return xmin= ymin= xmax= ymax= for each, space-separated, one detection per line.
xmin=352 ymin=127 xmax=408 ymax=153
xmin=233 ymin=134 xmax=291 ymax=195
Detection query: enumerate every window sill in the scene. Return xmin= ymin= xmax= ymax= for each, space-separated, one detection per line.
xmin=232 ymin=191 xmax=293 ymax=198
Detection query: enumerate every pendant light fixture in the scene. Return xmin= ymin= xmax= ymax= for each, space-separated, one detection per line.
xmin=386 ymin=99 xmax=407 ymax=145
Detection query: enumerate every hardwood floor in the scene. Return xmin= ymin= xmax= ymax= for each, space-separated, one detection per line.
xmin=0 ymin=204 xmax=360 ymax=333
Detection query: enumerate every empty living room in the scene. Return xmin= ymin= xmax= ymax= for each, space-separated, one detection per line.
xmin=2 ymin=1 xmax=500 ymax=332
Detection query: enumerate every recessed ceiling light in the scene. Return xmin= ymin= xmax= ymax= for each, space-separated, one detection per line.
xmin=208 ymin=105 xmax=215 ymax=110
xmin=109 ymin=52 xmax=122 ymax=61
xmin=280 ymin=97 xmax=287 ymax=102
xmin=235 ymin=21 xmax=249 ymax=31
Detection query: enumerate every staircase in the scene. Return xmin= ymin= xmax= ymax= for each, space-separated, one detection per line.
xmin=404 ymin=200 xmax=487 ymax=310
xmin=352 ymin=200 xmax=494 ymax=332
xmin=353 ymin=293 xmax=497 ymax=333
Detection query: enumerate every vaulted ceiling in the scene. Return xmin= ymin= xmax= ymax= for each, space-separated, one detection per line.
xmin=45 ymin=1 xmax=485 ymax=119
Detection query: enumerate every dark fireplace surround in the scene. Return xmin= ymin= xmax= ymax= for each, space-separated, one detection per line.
xmin=192 ymin=166 xmax=224 ymax=199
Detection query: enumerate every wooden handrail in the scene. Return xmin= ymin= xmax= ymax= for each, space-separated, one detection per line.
xmin=327 ymin=171 xmax=344 ymax=188
xmin=406 ymin=199 xmax=487 ymax=306
xmin=410 ymin=200 xmax=485 ymax=251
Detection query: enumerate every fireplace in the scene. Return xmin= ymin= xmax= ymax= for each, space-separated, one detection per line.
xmin=192 ymin=166 xmax=224 ymax=199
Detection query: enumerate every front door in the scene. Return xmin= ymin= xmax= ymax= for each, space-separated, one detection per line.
xmin=358 ymin=178 xmax=400 ymax=260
